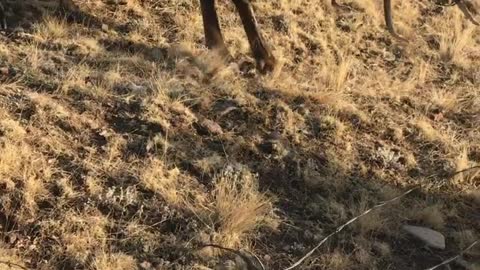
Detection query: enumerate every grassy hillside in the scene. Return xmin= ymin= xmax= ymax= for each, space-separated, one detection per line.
xmin=0 ymin=0 xmax=479 ymax=269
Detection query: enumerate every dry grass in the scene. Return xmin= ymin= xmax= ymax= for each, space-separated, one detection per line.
xmin=141 ymin=158 xmax=190 ymax=207
xmin=93 ymin=253 xmax=137 ymax=270
xmin=0 ymin=0 xmax=479 ymax=269
xmin=33 ymin=16 xmax=69 ymax=41
xmin=415 ymin=205 xmax=445 ymax=230
xmin=206 ymin=166 xmax=277 ymax=249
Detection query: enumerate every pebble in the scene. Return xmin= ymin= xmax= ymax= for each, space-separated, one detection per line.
xmin=402 ymin=225 xmax=445 ymax=249
xmin=200 ymin=119 xmax=223 ymax=135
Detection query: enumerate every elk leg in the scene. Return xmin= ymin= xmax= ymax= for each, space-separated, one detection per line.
xmin=383 ymin=0 xmax=407 ymax=42
xmin=232 ymin=0 xmax=276 ymax=74
xmin=0 ymin=2 xmax=7 ymax=29
xmin=200 ymin=0 xmax=231 ymax=59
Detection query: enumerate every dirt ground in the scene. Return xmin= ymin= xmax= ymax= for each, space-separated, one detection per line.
xmin=0 ymin=0 xmax=479 ymax=269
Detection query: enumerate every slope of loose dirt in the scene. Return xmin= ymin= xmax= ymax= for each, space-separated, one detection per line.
xmin=0 ymin=0 xmax=479 ymax=269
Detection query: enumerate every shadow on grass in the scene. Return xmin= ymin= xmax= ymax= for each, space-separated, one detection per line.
xmin=1 ymin=0 xmax=113 ymax=31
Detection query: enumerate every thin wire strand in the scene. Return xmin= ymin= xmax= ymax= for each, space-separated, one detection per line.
xmin=284 ymin=186 xmax=419 ymax=270
xmin=424 ymin=240 xmax=479 ymax=270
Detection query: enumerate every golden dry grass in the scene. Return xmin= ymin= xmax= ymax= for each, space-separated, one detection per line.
xmin=0 ymin=0 xmax=479 ymax=269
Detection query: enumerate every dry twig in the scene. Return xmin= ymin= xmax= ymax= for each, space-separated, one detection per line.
xmin=0 ymin=260 xmax=28 ymax=270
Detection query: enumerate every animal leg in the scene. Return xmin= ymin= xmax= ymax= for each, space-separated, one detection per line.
xmin=0 ymin=2 xmax=7 ymax=29
xmin=199 ymin=0 xmax=231 ymax=60
xmin=383 ymin=0 xmax=407 ymax=42
xmin=231 ymin=0 xmax=276 ymax=74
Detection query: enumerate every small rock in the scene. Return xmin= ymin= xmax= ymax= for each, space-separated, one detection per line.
xmin=8 ymin=233 xmax=18 ymax=244
xmin=127 ymin=82 xmax=147 ymax=95
xmin=219 ymin=106 xmax=238 ymax=116
xmin=140 ymin=261 xmax=152 ymax=269
xmin=213 ymin=100 xmax=238 ymax=115
xmin=402 ymin=225 xmax=445 ymax=249
xmin=383 ymin=50 xmax=396 ymax=62
xmin=101 ymin=24 xmax=109 ymax=31
xmin=433 ymin=112 xmax=444 ymax=122
xmin=200 ymin=119 xmax=223 ymax=135
xmin=0 ymin=67 xmax=9 ymax=75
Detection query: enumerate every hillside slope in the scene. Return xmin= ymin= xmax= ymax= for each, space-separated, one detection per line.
xmin=0 ymin=0 xmax=479 ymax=269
